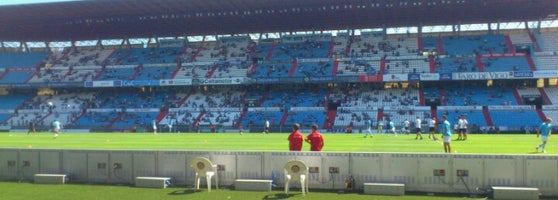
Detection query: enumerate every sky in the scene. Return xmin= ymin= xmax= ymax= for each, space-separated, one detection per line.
xmin=0 ymin=0 xmax=77 ymax=6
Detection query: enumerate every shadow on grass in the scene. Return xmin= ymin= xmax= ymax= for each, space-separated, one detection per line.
xmin=167 ymin=188 xmax=198 ymax=196
xmin=263 ymin=188 xmax=359 ymax=199
xmin=262 ymin=193 xmax=294 ymax=199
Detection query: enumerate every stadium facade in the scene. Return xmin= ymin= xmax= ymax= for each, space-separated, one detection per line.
xmin=2 ymin=1 xmax=558 ymax=197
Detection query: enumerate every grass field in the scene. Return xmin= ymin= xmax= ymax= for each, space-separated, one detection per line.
xmin=0 ymin=181 xmax=494 ymax=200
xmin=0 ymin=131 xmax=555 ymax=154
xmin=1 ymin=132 xmax=555 ymax=200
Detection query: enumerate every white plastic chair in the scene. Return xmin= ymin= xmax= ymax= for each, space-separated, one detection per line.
xmin=189 ymin=157 xmax=218 ymax=192
xmin=284 ymin=160 xmax=309 ymax=195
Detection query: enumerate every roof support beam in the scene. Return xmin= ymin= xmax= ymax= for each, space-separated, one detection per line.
xmin=45 ymin=41 xmax=51 ymax=52
xmin=155 ymin=37 xmax=160 ymax=48
xmin=96 ymin=39 xmax=103 ymax=49
xmin=22 ymin=41 xmax=29 ymax=52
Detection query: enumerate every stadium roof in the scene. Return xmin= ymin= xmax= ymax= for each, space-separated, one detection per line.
xmin=1 ymin=0 xmax=558 ymax=41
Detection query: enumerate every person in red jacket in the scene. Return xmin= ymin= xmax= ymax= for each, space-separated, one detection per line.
xmin=305 ymin=124 xmax=324 ymax=151
xmin=287 ymin=123 xmax=303 ymax=151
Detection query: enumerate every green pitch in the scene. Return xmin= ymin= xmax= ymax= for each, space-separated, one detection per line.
xmin=1 ymin=132 xmax=554 ymax=200
xmin=0 ymin=182 xmax=491 ymax=200
xmin=1 ymin=132 xmax=554 ymax=154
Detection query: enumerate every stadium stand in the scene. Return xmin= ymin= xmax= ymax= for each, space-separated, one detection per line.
xmin=0 ymin=29 xmax=557 ymax=133
xmin=0 ymin=52 xmax=48 ymax=68
xmin=538 ymin=32 xmax=558 ymax=52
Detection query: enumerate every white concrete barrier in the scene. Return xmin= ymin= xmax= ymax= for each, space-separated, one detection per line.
xmin=135 ymin=177 xmax=171 ymax=189
xmin=34 ymin=174 xmax=67 ymax=184
xmin=364 ymin=183 xmax=405 ymax=196
xmin=235 ymin=179 xmax=273 ymax=191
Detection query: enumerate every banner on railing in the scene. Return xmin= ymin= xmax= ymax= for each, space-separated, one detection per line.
xmin=73 ymin=65 xmax=101 ymax=70
xmin=87 ymin=108 xmax=122 ymax=112
xmin=182 ymin=61 xmax=214 ymax=66
xmin=437 ymin=106 xmax=482 ymax=111
xmin=169 ymin=107 xmax=202 ymax=112
xmin=144 ymin=63 xmax=176 ymax=68
xmin=159 ymin=79 xmax=192 ymax=86
xmin=439 ymin=73 xmax=453 ymax=80
xmin=289 ymin=107 xmax=325 ymax=112
xmin=169 ymin=107 xmax=241 ymax=113
xmin=513 ymin=71 xmax=534 ymax=78
xmin=247 ymin=107 xmax=281 ymax=112
xmin=119 ymin=80 xmax=160 ymax=87
xmin=85 ymin=80 xmax=115 ymax=87
xmin=480 ymin=53 xmax=526 ymax=57
xmin=205 ymin=107 xmax=242 ymax=112
xmin=408 ymin=73 xmax=420 ymax=81
xmin=534 ymin=70 xmax=558 ymax=78
xmin=452 ymin=72 xmax=511 ymax=80
xmin=169 ymin=107 xmax=241 ymax=112
xmin=106 ymin=64 xmax=137 ymax=69
xmin=297 ymin=58 xmax=332 ymax=63
xmin=17 ymin=109 xmax=50 ymax=114
xmin=252 ymin=77 xmax=280 ymax=84
xmin=383 ymin=106 xmax=430 ymax=111
xmin=542 ymin=105 xmax=558 ymax=110
xmin=7 ymin=67 xmax=34 ymax=71
xmin=487 ymin=105 xmax=535 ymax=110
xmin=337 ymin=57 xmax=383 ymax=62
xmin=308 ymin=76 xmax=333 ymax=83
xmin=193 ymin=77 xmax=245 ymax=85
xmin=52 ymin=108 xmax=81 ymax=113
xmin=383 ymin=74 xmax=408 ymax=82
xmin=338 ymin=107 xmax=377 ymax=112
xmin=358 ymin=75 xmax=382 ymax=82
xmin=420 ymin=73 xmax=440 ymax=81
xmin=127 ymin=108 xmax=159 ymax=112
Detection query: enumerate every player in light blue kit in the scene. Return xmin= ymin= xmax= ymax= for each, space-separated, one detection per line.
xmin=152 ymin=119 xmax=158 ymax=134
xmin=52 ymin=119 xmax=62 ymax=138
xmin=536 ymin=117 xmax=552 ymax=153
xmin=440 ymin=115 xmax=452 ymax=153
xmin=388 ymin=120 xmax=396 ymax=136
xmin=364 ymin=118 xmax=373 ymax=138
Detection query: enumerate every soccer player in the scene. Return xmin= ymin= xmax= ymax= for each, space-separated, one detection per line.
xmin=415 ymin=116 xmax=423 ymax=140
xmin=457 ymin=115 xmax=468 ymax=140
xmin=364 ymin=118 xmax=373 ymax=138
xmin=536 ymin=117 xmax=552 ymax=153
xmin=152 ymin=119 xmax=157 ymax=134
xmin=264 ymin=119 xmax=270 ymax=134
xmin=403 ymin=119 xmax=410 ymax=135
xmin=288 ymin=123 xmax=303 ymax=151
xmin=27 ymin=120 xmax=36 ymax=135
xmin=428 ymin=116 xmax=437 ymax=140
xmin=377 ymin=120 xmax=384 ymax=134
xmin=440 ymin=115 xmax=452 ymax=153
xmin=195 ymin=121 xmax=200 ymax=133
xmin=52 ymin=119 xmax=62 ymax=138
xmin=388 ymin=120 xmax=396 ymax=136
xmin=305 ymin=124 xmax=324 ymax=151
xmin=167 ymin=118 xmax=174 ymax=133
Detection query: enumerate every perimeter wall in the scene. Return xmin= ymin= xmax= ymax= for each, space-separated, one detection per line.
xmin=0 ymin=149 xmax=556 ymax=196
